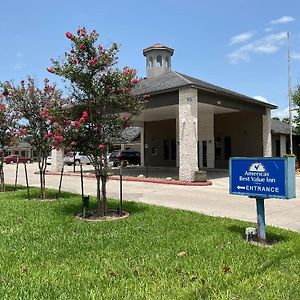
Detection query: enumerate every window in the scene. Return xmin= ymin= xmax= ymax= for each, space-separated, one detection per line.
xmin=165 ymin=56 xmax=170 ymax=68
xmin=148 ymin=56 xmax=153 ymax=68
xmin=156 ymin=55 xmax=162 ymax=67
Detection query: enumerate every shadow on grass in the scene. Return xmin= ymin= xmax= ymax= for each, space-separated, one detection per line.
xmin=59 ymin=198 xmax=148 ymax=218
xmin=226 ymin=224 xmax=290 ymax=243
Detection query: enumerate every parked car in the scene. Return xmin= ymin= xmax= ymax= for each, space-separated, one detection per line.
xmin=109 ymin=150 xmax=141 ymax=167
xmin=4 ymin=155 xmax=32 ymax=164
xmin=64 ymin=152 xmax=91 ymax=166
xmin=46 ymin=156 xmax=52 ymax=165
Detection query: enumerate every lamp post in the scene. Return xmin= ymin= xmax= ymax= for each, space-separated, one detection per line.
xmin=287 ymin=32 xmax=293 ymax=154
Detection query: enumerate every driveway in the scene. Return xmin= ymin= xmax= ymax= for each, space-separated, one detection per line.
xmin=3 ymin=163 xmax=300 ymax=233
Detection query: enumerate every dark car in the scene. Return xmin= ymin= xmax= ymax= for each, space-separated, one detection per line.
xmin=109 ymin=150 xmax=141 ymax=167
xmin=4 ymin=155 xmax=32 ymax=164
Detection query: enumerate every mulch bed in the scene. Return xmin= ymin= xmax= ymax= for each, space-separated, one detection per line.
xmin=76 ymin=209 xmax=129 ymax=222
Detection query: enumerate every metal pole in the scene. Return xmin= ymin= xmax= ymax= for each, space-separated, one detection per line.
xmin=24 ymin=163 xmax=30 ymax=199
xmin=256 ymin=198 xmax=266 ymax=243
xmin=119 ymin=163 xmax=123 ymax=216
xmin=288 ymin=32 xmax=293 ymax=154
xmin=14 ymin=159 xmax=19 ymax=190
xmin=57 ymin=165 xmax=64 ymax=199
xmin=80 ymin=163 xmax=84 ymax=201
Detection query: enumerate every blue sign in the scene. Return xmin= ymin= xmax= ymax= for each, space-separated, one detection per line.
xmin=230 ymin=157 xmax=296 ymax=199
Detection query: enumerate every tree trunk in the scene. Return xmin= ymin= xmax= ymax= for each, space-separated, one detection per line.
xmin=38 ymin=154 xmax=47 ymax=199
xmin=95 ymin=167 xmax=103 ymax=217
xmin=101 ymin=154 xmax=108 ymax=213
xmin=0 ymin=147 xmax=5 ymax=192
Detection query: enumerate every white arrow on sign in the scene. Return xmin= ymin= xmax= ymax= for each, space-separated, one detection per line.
xmin=237 ymin=186 xmax=246 ymax=190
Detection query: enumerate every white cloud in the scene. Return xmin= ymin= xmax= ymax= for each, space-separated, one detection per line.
xmin=264 ymin=27 xmax=273 ymax=33
xmin=272 ymin=106 xmax=297 ymax=119
xmin=12 ymin=63 xmax=26 ymax=70
xmin=228 ymin=32 xmax=287 ymax=64
xmin=229 ymin=31 xmax=254 ymax=45
xmin=270 ymin=16 xmax=295 ymax=25
xmin=292 ymin=52 xmax=300 ymax=60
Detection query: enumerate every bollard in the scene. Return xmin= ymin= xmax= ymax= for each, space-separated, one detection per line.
xmin=82 ymin=195 xmax=90 ymax=218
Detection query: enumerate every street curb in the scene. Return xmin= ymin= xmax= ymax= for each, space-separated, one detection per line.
xmin=46 ymin=172 xmax=212 ymax=186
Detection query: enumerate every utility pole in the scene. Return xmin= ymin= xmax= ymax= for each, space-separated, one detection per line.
xmin=287 ymin=32 xmax=293 ymax=154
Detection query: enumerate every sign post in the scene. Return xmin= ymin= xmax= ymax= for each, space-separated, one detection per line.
xmin=256 ymin=198 xmax=266 ymax=242
xmin=230 ymin=157 xmax=296 ymax=243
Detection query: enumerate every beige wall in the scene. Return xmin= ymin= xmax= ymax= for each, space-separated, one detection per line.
xmin=214 ymin=112 xmax=263 ymax=169
xmin=145 ymin=119 xmax=176 ymax=167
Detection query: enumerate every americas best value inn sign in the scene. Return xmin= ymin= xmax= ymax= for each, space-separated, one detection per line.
xmin=230 ymin=157 xmax=296 ymax=199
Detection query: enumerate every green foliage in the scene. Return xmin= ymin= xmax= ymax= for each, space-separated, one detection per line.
xmin=0 ymin=189 xmax=300 ymax=299
xmin=49 ymin=27 xmax=145 ymax=214
xmin=2 ymin=77 xmax=66 ymax=198
xmin=292 ymin=85 xmax=300 ymax=134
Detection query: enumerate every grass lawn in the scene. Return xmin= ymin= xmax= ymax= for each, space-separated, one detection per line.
xmin=0 ymin=188 xmax=300 ymax=299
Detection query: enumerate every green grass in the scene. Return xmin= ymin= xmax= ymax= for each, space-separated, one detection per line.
xmin=0 ymin=188 xmax=300 ymax=299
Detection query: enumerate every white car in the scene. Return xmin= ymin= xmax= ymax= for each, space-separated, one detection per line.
xmin=46 ymin=156 xmax=52 ymax=165
xmin=64 ymin=152 xmax=91 ymax=166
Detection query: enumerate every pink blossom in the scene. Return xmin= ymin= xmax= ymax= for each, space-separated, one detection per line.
xmin=87 ymin=57 xmax=97 ymax=66
xmin=65 ymin=32 xmax=73 ymax=39
xmin=77 ymin=27 xmax=86 ymax=37
xmin=47 ymin=67 xmax=55 ymax=73
xmin=79 ymin=44 xmax=85 ymax=50
xmin=98 ymin=144 xmax=105 ymax=150
xmin=54 ymin=134 xmax=63 ymax=141
xmin=72 ymin=58 xmax=79 ymax=64
xmin=0 ymin=104 xmax=6 ymax=112
xmin=82 ymin=111 xmax=88 ymax=118
xmin=74 ymin=120 xmax=80 ymax=127
xmin=70 ymin=141 xmax=77 ymax=147
xmin=48 ymin=116 xmax=55 ymax=122
xmin=131 ymin=78 xmax=138 ymax=84
xmin=41 ymin=109 xmax=49 ymax=118
xmin=79 ymin=117 xmax=85 ymax=123
xmin=18 ymin=128 xmax=27 ymax=136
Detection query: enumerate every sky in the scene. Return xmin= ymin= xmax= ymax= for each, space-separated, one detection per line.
xmin=1 ymin=0 xmax=300 ymax=118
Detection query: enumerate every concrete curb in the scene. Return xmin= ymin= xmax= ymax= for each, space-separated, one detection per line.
xmin=46 ymin=172 xmax=212 ymax=186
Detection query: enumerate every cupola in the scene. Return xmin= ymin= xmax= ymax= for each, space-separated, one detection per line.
xmin=143 ymin=43 xmax=174 ymax=78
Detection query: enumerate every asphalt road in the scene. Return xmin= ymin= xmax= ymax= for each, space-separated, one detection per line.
xmin=3 ymin=163 xmax=300 ymax=233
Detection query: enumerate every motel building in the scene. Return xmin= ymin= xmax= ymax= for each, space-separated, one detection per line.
xmin=132 ymin=43 xmax=278 ymax=182
xmin=51 ymin=44 xmax=293 ymax=180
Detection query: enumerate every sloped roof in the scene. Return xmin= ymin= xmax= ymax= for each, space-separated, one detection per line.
xmin=134 ymin=71 xmax=277 ymax=109
xmin=271 ymin=119 xmax=294 ymax=135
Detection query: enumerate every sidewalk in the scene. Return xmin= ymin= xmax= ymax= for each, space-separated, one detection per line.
xmin=3 ymin=163 xmax=300 ymax=233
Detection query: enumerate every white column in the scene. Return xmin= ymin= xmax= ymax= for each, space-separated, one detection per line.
xmin=140 ymin=123 xmax=145 ymax=167
xmin=179 ymin=87 xmax=198 ymax=181
xmin=51 ymin=149 xmax=64 ymax=172
xmin=280 ymin=135 xmax=287 ymax=156
xmin=262 ymin=108 xmax=272 ymax=157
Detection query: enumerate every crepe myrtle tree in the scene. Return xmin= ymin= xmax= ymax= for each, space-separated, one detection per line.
xmin=0 ymin=90 xmax=20 ymax=192
xmin=48 ymin=27 xmax=145 ymax=216
xmin=2 ymin=77 xmax=70 ymax=198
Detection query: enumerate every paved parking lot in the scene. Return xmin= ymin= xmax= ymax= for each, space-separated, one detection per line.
xmin=3 ymin=163 xmax=300 ymax=233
